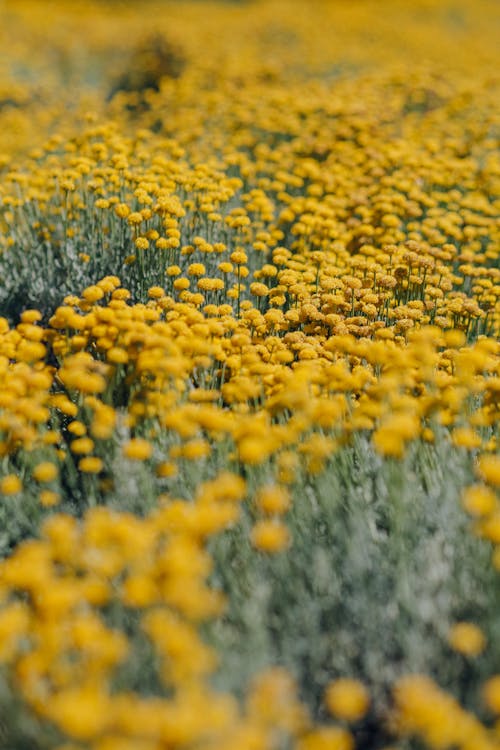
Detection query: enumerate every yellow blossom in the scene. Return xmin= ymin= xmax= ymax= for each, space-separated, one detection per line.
xmin=462 ymin=485 xmax=497 ymax=517
xmin=251 ymin=520 xmax=291 ymax=553
xmin=325 ymin=679 xmax=370 ymax=722
xmin=0 ymin=474 xmax=22 ymax=495
xmin=32 ymin=462 xmax=58 ymax=483
xmin=448 ymin=622 xmax=486 ymax=656
xmin=123 ymin=439 xmax=153 ymax=461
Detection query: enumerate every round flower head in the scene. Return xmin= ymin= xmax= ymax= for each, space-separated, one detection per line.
xmin=448 ymin=622 xmax=486 ymax=657
xmin=325 ymin=678 xmax=370 ymax=722
xmin=251 ymin=520 xmax=291 ymax=553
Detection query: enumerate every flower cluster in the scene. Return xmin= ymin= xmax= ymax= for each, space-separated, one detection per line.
xmin=0 ymin=0 xmax=498 ymax=747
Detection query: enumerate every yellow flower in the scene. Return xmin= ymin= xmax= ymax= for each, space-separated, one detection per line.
xmin=297 ymin=727 xmax=354 ymax=750
xmin=127 ymin=211 xmax=143 ymax=225
xmin=82 ymin=285 xmax=104 ymax=303
xmin=20 ymin=309 xmax=42 ymax=324
xmin=393 ymin=674 xmax=492 ymax=747
xmin=188 ymin=263 xmax=206 ymax=277
xmin=483 ymin=675 xmax=500 ymax=714
xmin=230 ymin=250 xmax=248 ymax=265
xmin=325 ymin=678 xmax=370 ymax=722
xmin=91 ymin=406 xmax=116 ymax=439
xmin=200 ymin=472 xmax=246 ymax=504
xmin=451 ymin=427 xmax=482 ymax=450
xmin=181 ymin=439 xmax=211 ymax=460
xmin=250 ymin=282 xmax=269 ymax=297
xmin=277 ymin=451 xmax=300 ymax=484
xmin=250 ymin=520 xmax=291 ymax=553
xmin=70 ymin=437 xmax=95 ymax=455
xmin=46 ymin=685 xmax=112 ymax=740
xmin=462 ymin=485 xmax=497 ymax=517
xmin=107 ymin=347 xmax=129 ymax=364
xmin=166 ymin=264 xmax=182 ymax=277
xmin=173 ymin=277 xmax=190 ymax=291
xmin=156 ymin=461 xmax=178 ymax=478
xmin=148 ymin=286 xmax=164 ymax=299
xmin=67 ymin=420 xmax=86 ymax=436
xmin=135 ymin=236 xmax=149 ymax=251
xmin=476 ymin=455 xmax=500 ymax=488
xmin=123 ymin=438 xmax=153 ymax=461
xmin=33 ymin=462 xmax=58 ymax=483
xmin=372 ymin=413 xmax=420 ymax=459
xmin=255 ymin=484 xmax=291 ymax=515
xmin=114 ymin=202 xmax=130 ymax=219
xmin=39 ymin=489 xmax=61 ymax=507
xmin=51 ymin=395 xmax=78 ymax=417
xmin=238 ymin=436 xmax=276 ymax=465
xmin=448 ymin=622 xmax=486 ymax=656
xmin=122 ymin=574 xmax=158 ymax=608
xmin=247 ymin=667 xmax=309 ymax=734
xmin=0 ymin=474 xmax=22 ymax=495
xmin=478 ymin=514 xmax=500 ymax=544
xmin=78 ymin=456 xmax=104 ymax=473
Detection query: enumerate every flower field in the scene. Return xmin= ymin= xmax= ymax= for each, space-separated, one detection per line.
xmin=0 ymin=0 xmax=499 ymax=747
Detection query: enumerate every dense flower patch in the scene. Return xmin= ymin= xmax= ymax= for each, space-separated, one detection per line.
xmin=0 ymin=0 xmax=499 ymax=747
